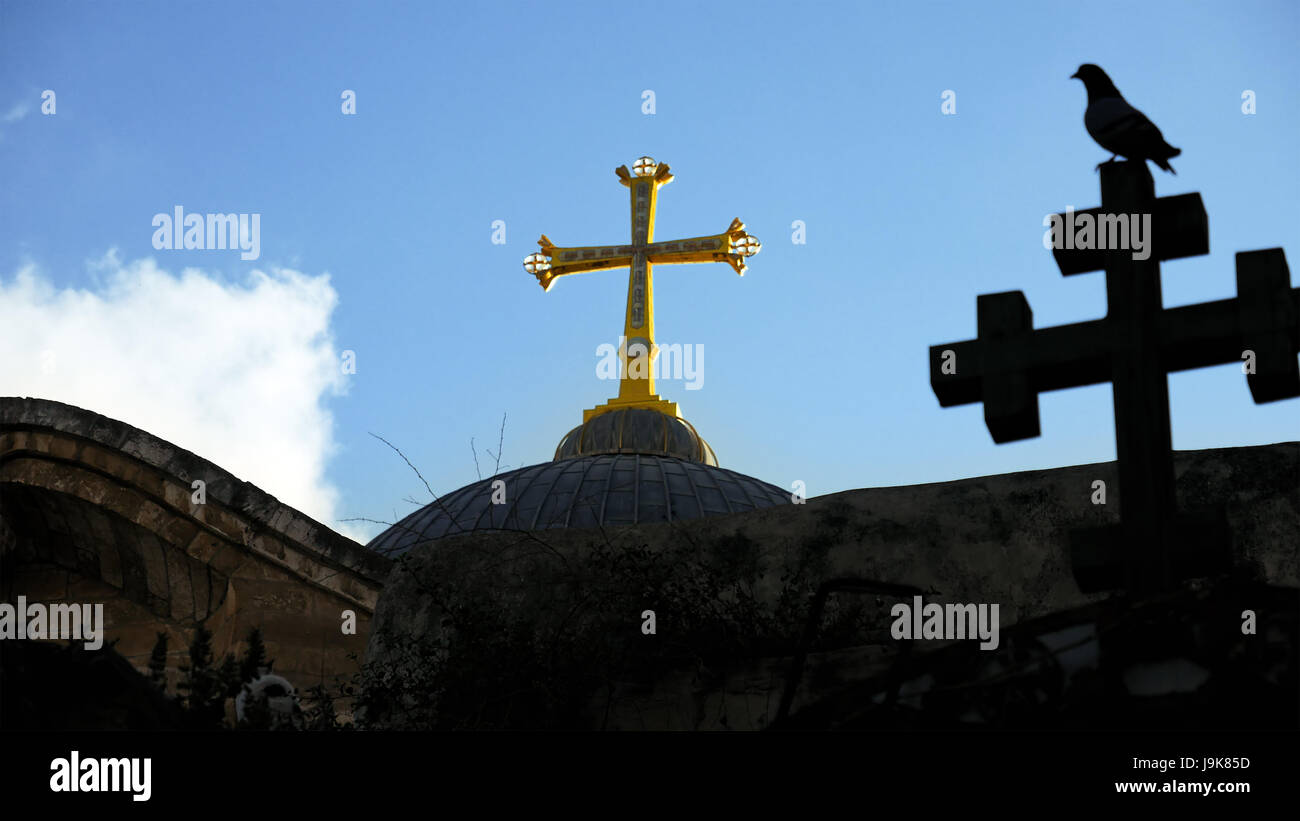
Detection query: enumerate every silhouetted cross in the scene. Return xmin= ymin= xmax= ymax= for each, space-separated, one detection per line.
xmin=930 ymin=160 xmax=1299 ymax=593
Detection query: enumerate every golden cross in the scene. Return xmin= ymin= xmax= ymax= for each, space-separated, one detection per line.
xmin=524 ymin=156 xmax=760 ymax=421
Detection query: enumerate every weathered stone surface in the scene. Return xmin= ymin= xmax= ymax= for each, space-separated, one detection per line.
xmin=365 ymin=441 xmax=1297 ymax=729
xmin=0 ymin=397 xmax=390 ymax=706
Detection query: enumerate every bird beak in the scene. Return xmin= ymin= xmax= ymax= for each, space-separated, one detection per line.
xmin=1069 ymin=71 xmax=1079 ymax=79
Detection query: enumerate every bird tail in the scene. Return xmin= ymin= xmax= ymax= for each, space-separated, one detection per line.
xmin=1154 ymin=145 xmax=1180 ymax=174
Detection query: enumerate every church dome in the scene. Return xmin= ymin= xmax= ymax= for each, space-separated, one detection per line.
xmin=364 ymin=454 xmax=790 ymax=557
xmin=554 ymin=408 xmax=717 ymax=465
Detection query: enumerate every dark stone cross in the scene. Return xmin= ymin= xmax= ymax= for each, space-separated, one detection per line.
xmin=929 ymin=160 xmax=1300 ymax=594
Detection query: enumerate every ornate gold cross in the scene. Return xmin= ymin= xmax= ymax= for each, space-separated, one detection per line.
xmin=524 ymin=156 xmax=760 ymax=421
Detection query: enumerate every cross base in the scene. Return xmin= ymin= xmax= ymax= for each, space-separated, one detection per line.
xmin=1069 ymin=508 xmax=1232 ymax=593
xmin=582 ymin=396 xmax=680 ymax=422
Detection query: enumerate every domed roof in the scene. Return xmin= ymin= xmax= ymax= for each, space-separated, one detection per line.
xmin=554 ymin=408 xmax=717 ymax=465
xmin=365 ymin=453 xmax=791 ymax=557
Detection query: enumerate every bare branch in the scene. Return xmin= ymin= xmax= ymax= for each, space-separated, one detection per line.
xmin=370 ymin=431 xmax=438 ymax=502
xmin=493 ymin=412 xmax=507 ymax=477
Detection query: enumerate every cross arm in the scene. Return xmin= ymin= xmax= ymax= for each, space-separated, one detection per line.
xmin=1158 ymin=248 xmax=1300 ymax=401
xmin=1052 ymin=193 xmax=1209 ymax=275
xmin=930 ymin=292 xmax=1111 ymax=442
xmin=930 ymin=318 xmax=1113 ymax=405
xmin=931 ymin=249 xmax=1300 ymax=443
xmin=645 ymin=219 xmax=760 ymax=276
xmin=524 ymin=234 xmax=635 ymax=290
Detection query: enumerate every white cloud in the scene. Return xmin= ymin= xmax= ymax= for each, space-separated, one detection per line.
xmin=3 ymin=101 xmax=31 ymax=123
xmin=1 ymin=252 xmax=364 ymax=541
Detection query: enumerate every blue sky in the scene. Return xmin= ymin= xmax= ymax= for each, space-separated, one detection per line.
xmin=2 ymin=0 xmax=1296 ymax=541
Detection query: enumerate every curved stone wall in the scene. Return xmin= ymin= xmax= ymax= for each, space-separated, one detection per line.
xmin=0 ymin=397 xmax=390 ymax=697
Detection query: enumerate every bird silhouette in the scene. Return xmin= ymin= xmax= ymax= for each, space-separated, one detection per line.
xmin=1072 ymin=64 xmax=1181 ymax=174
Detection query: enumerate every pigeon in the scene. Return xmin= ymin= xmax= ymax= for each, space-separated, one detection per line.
xmin=1071 ymin=64 xmax=1181 ymax=174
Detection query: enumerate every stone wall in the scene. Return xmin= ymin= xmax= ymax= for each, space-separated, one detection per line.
xmin=365 ymin=441 xmax=1298 ymax=729
xmin=0 ymin=397 xmax=390 ymax=704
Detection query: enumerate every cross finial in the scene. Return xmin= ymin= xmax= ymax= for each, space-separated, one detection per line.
xmin=523 ymin=157 xmax=761 ymax=421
